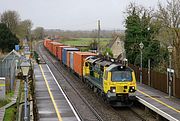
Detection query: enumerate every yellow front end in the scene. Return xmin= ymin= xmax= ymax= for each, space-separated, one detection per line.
xmin=103 ymin=71 xmax=137 ymax=95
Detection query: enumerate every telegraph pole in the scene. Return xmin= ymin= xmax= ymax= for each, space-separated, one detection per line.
xmin=97 ymin=20 xmax=100 ymax=52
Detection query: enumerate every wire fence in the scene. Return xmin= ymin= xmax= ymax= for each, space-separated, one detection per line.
xmin=0 ymin=55 xmax=18 ymax=92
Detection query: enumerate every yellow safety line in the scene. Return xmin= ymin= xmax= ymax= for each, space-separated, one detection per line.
xmin=0 ymin=84 xmax=5 ymax=86
xmin=39 ymin=65 xmax=62 ymax=121
xmin=137 ymin=90 xmax=180 ymax=113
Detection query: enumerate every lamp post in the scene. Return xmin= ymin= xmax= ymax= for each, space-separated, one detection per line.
xmin=139 ymin=42 xmax=144 ymax=84
xmin=167 ymin=45 xmax=173 ymax=98
xmin=24 ymin=52 xmax=31 ymax=60
xmin=20 ymin=60 xmax=30 ymax=121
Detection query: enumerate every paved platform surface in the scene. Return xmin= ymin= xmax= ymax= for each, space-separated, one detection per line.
xmin=34 ymin=64 xmax=80 ymax=121
xmin=136 ymin=83 xmax=180 ymax=121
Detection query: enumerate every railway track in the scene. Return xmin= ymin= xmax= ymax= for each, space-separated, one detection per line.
xmin=36 ymin=41 xmax=155 ymax=121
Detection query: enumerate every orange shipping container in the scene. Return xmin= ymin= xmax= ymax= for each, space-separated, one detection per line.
xmin=73 ymin=52 xmax=96 ymax=76
xmin=57 ymin=46 xmax=70 ymax=61
xmin=52 ymin=43 xmax=63 ymax=57
xmin=48 ymin=42 xmax=60 ymax=54
xmin=67 ymin=51 xmax=71 ymax=67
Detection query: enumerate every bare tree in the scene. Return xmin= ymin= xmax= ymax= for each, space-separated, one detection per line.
xmin=33 ymin=27 xmax=45 ymax=40
xmin=0 ymin=10 xmax=20 ymax=34
xmin=17 ymin=19 xmax=33 ymax=39
xmin=157 ymin=0 xmax=180 ymax=77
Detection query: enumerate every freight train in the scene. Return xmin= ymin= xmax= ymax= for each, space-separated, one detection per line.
xmin=43 ymin=39 xmax=137 ymax=106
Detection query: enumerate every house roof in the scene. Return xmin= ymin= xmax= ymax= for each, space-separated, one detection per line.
xmin=107 ymin=35 xmax=123 ymax=48
xmin=2 ymin=49 xmax=21 ymax=62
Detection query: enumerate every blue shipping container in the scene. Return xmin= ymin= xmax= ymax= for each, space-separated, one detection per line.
xmin=62 ymin=48 xmax=79 ymax=65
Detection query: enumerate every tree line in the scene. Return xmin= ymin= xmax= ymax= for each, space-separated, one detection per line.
xmin=124 ymin=0 xmax=180 ymax=78
xmin=0 ymin=10 xmax=45 ymax=53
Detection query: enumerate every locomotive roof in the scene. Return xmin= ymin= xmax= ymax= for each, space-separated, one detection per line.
xmin=98 ymin=60 xmax=112 ymax=66
xmin=86 ymin=56 xmax=112 ymax=66
xmin=88 ymin=58 xmax=100 ymax=63
xmin=106 ymin=64 xmax=132 ymax=72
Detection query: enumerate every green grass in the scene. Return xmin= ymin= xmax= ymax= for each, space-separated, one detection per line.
xmin=59 ymin=38 xmax=111 ymax=47
xmin=60 ymin=39 xmax=90 ymax=46
xmin=78 ymin=38 xmax=111 ymax=41
xmin=0 ymin=91 xmax=14 ymax=108
xmin=0 ymin=99 xmax=10 ymax=108
xmin=6 ymin=91 xmax=14 ymax=98
xmin=3 ymin=104 xmax=16 ymax=121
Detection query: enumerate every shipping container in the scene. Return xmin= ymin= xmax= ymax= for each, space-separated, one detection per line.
xmin=70 ymin=51 xmax=75 ymax=70
xmin=62 ymin=48 xmax=79 ymax=65
xmin=48 ymin=42 xmax=60 ymax=54
xmin=73 ymin=52 xmax=96 ymax=76
xmin=55 ymin=46 xmax=61 ymax=57
xmin=46 ymin=41 xmax=52 ymax=51
xmin=48 ymin=42 xmax=54 ymax=53
xmin=44 ymin=39 xmax=52 ymax=48
xmin=52 ymin=43 xmax=63 ymax=57
xmin=57 ymin=46 xmax=70 ymax=61
xmin=67 ymin=51 xmax=71 ymax=67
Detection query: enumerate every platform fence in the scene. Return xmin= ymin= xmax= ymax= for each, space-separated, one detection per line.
xmin=129 ymin=64 xmax=180 ymax=98
xmin=0 ymin=57 xmax=17 ymax=91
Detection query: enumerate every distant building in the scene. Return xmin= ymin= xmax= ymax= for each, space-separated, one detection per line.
xmin=108 ymin=35 xmax=126 ymax=60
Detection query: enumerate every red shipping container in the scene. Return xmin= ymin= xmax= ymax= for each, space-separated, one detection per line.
xmin=44 ymin=39 xmax=52 ymax=48
xmin=73 ymin=52 xmax=96 ymax=76
xmin=55 ymin=45 xmax=62 ymax=57
xmin=57 ymin=46 xmax=70 ymax=61
xmin=48 ymin=42 xmax=54 ymax=53
xmin=46 ymin=41 xmax=52 ymax=51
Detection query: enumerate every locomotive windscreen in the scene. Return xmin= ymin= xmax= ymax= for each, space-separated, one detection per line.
xmin=111 ymin=71 xmax=132 ymax=82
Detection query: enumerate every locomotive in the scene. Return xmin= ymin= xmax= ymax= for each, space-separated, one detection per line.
xmin=43 ymin=39 xmax=137 ymax=107
xmin=83 ymin=56 xmax=137 ymax=106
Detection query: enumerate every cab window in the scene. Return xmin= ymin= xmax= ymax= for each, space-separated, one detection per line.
xmin=85 ymin=62 xmax=88 ymax=67
xmin=111 ymin=71 xmax=132 ymax=82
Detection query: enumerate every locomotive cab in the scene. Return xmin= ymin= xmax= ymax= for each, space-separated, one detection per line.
xmin=103 ymin=64 xmax=137 ymax=104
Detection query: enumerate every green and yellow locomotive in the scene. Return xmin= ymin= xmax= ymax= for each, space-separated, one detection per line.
xmin=83 ymin=56 xmax=137 ymax=106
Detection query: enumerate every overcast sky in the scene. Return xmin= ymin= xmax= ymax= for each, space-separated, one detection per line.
xmin=0 ymin=0 xmax=166 ymax=30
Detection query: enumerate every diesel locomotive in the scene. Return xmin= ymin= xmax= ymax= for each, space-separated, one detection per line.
xmin=83 ymin=56 xmax=137 ymax=106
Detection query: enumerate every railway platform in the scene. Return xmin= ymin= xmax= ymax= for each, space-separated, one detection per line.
xmin=136 ymin=83 xmax=180 ymax=121
xmin=34 ymin=63 xmax=80 ymax=121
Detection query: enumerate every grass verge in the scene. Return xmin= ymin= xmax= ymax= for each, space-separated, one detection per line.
xmin=3 ymin=104 xmax=16 ymax=121
xmin=0 ymin=91 xmax=14 ymax=108
xmin=0 ymin=99 xmax=10 ymax=108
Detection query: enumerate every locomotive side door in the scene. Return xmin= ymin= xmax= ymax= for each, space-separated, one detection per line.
xmin=103 ymin=70 xmax=109 ymax=93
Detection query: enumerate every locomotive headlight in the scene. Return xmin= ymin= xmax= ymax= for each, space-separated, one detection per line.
xmin=110 ymin=87 xmax=116 ymax=93
xmin=112 ymin=88 xmax=116 ymax=93
xmin=129 ymin=86 xmax=136 ymax=92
